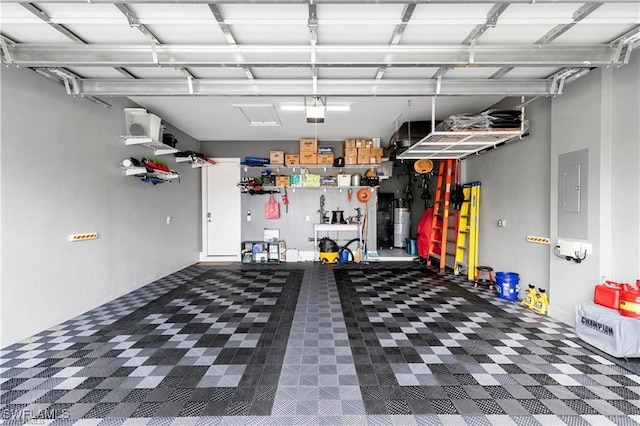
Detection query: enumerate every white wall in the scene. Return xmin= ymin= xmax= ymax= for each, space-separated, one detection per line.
xmin=549 ymin=50 xmax=640 ymax=324
xmin=611 ymin=50 xmax=640 ymax=283
xmin=1 ymin=67 xmax=201 ymax=347
xmin=464 ymin=97 xmax=552 ymax=291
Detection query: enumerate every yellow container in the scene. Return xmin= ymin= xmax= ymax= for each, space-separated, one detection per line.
xmin=319 ymin=252 xmax=339 ymax=264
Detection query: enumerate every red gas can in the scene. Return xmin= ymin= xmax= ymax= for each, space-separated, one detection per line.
xmin=593 ymin=281 xmax=623 ymax=310
xmin=620 ymin=281 xmax=640 ymax=319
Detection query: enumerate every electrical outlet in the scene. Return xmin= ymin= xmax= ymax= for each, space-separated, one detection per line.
xmin=305 ymin=215 xmax=310 ymax=221
xmin=166 ymin=216 xmax=172 ymax=224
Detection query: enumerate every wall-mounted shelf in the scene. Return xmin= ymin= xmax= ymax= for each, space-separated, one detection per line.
xmin=243 ymin=164 xmax=381 ymax=173
xmin=247 ymin=185 xmax=378 ymax=192
xmin=122 ymin=166 xmax=180 ymax=181
xmin=121 ymin=135 xmax=179 ymax=155
xmin=175 ymin=156 xmax=214 ymax=168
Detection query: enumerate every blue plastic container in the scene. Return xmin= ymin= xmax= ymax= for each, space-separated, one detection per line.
xmin=405 ymin=238 xmax=417 ymax=255
xmin=495 ymin=272 xmax=520 ymax=301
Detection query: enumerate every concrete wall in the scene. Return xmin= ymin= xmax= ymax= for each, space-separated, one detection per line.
xmin=1 ymin=67 xmax=201 ymax=347
xmin=464 ymin=97 xmax=552 ymax=290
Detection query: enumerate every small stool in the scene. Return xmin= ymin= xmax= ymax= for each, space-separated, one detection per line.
xmin=474 ymin=266 xmax=495 ymax=290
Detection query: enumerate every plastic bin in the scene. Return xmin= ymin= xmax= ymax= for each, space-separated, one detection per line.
xmin=495 ymin=272 xmax=520 ymax=301
xmin=405 ymin=238 xmax=417 ymax=255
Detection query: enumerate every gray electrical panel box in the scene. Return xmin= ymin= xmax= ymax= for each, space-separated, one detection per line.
xmin=558 ymin=148 xmax=589 ymax=239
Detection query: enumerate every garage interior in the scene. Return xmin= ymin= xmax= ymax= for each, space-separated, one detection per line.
xmin=2 ymin=0 xmax=640 ymax=424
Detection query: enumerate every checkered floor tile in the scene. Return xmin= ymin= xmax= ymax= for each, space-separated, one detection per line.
xmin=1 ymin=263 xmax=640 ymax=425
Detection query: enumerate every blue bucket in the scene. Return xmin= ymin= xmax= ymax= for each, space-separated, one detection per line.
xmin=495 ymin=272 xmax=520 ymax=301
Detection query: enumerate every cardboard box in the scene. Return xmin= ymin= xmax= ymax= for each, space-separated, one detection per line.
xmin=344 ymin=140 xmax=356 ymax=149
xmin=300 ymin=138 xmax=318 ymax=152
xmin=358 ymin=147 xmax=371 ymax=156
xmin=275 ymin=175 xmax=290 ymax=187
xmin=345 ymin=156 xmax=358 ymax=165
xmin=344 ymin=155 xmax=358 ymax=166
xmin=300 ymin=152 xmax=318 ymax=164
xmin=317 ymin=154 xmax=334 ymax=165
xmin=344 ymin=148 xmax=358 ymax=157
xmin=372 ymin=155 xmax=382 ymax=164
xmin=371 ymin=147 xmax=384 ymax=156
xmin=270 ymin=150 xmax=284 ymax=165
xmin=285 ymin=154 xmax=300 ymax=166
xmin=357 ymin=154 xmax=371 ymax=165
xmin=317 ymin=146 xmax=334 ymax=154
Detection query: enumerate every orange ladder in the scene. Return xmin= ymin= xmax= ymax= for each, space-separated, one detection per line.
xmin=427 ymin=159 xmax=458 ymax=270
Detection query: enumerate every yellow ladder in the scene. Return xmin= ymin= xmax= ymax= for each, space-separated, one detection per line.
xmin=461 ymin=182 xmax=481 ymax=281
xmin=454 ymin=184 xmax=472 ymax=276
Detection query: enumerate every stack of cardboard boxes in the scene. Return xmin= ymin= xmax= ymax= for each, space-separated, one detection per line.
xmin=266 ymin=137 xmax=380 ymax=188
xmin=269 ymin=138 xmax=337 ymax=167
xmin=344 ymin=139 xmax=383 ymax=165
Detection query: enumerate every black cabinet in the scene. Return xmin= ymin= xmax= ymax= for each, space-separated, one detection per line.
xmin=376 ymin=193 xmax=394 ymax=250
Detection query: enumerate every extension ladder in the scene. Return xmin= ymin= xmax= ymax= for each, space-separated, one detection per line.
xmin=427 ymin=159 xmax=457 ymax=270
xmin=454 ymin=182 xmax=481 ymax=280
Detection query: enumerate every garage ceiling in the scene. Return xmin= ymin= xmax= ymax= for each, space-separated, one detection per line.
xmin=1 ymin=1 xmax=639 ymax=142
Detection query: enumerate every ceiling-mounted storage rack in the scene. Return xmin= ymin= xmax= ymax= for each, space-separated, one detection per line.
xmin=396 ymin=98 xmax=526 ymax=160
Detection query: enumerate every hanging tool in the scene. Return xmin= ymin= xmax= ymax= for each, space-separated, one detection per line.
xmin=347 ymin=188 xmax=353 ymax=202
xmin=282 ymin=188 xmax=289 ymax=213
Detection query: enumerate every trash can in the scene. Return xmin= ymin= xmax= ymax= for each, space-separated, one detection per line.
xmin=495 ymin=272 xmax=520 ymax=301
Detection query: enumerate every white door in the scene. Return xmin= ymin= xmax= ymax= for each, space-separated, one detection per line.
xmin=202 ymin=158 xmax=241 ymax=259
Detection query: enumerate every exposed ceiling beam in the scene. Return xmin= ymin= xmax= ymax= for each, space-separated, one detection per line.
xmin=3 ymin=43 xmax=626 ymax=68
xmin=21 ymin=3 xmax=86 ymax=44
xmin=75 ymin=78 xmax=556 ymax=97
xmin=114 ymin=4 xmax=160 ymax=43
xmin=308 ymin=3 xmax=318 ymax=93
xmin=491 ymin=2 xmax=602 ymax=79
xmin=208 ymin=3 xmax=255 ymax=79
xmin=376 ymin=3 xmax=416 ymax=80
xmin=433 ymin=2 xmax=509 ymax=79
xmin=1 ymin=0 xmax=633 ymax=4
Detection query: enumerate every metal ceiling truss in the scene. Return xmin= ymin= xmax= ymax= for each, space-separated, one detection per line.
xmin=73 ymin=78 xmax=556 ymax=97
xmin=376 ymin=3 xmax=416 ymax=80
xmin=3 ymin=43 xmax=628 ymax=68
xmin=1 ymin=0 xmax=635 ymax=3
xmin=490 ymin=2 xmax=602 ymax=79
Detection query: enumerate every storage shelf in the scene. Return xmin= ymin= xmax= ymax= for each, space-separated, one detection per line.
xmin=254 ymin=185 xmax=378 ymax=191
xmin=120 ymin=135 xmax=179 ymax=155
xmin=122 ymin=166 xmax=180 ymax=181
xmin=243 ymin=164 xmax=381 ymax=172
xmin=175 ymin=156 xmax=214 ymax=168
xmin=396 ymin=129 xmax=524 ymax=160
